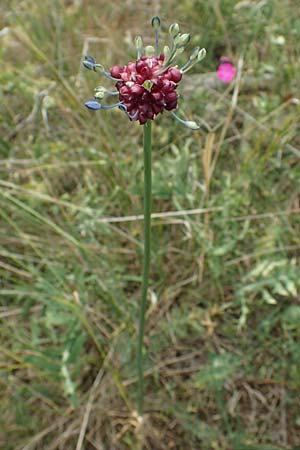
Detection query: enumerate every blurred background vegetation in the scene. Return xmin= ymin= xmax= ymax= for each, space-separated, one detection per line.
xmin=1 ymin=0 xmax=300 ymax=449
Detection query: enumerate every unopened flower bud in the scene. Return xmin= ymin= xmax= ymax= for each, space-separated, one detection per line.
xmin=85 ymin=100 xmax=102 ymax=110
xmin=151 ymin=16 xmax=161 ymax=30
xmin=135 ymin=35 xmax=143 ymax=48
xmin=169 ymin=23 xmax=180 ymax=37
xmin=174 ymin=33 xmax=191 ymax=49
xmin=190 ymin=46 xmax=200 ymax=60
xmin=145 ymin=45 xmax=155 ymax=57
xmin=171 ymin=111 xmax=200 ymax=130
xmin=94 ymin=86 xmax=106 ymax=99
xmin=83 ymin=56 xmax=96 ymax=70
xmin=135 ymin=35 xmax=144 ymax=58
xmin=163 ymin=45 xmax=170 ymax=60
xmin=185 ymin=121 xmax=200 ymax=130
xmin=197 ymin=48 xmax=206 ymax=62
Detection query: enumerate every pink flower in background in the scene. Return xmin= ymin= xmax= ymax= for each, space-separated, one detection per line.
xmin=217 ymin=57 xmax=236 ymax=83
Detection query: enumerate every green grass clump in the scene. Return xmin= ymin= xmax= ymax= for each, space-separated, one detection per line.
xmin=1 ymin=0 xmax=300 ymax=449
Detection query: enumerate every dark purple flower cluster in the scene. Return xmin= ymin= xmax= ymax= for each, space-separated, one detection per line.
xmin=83 ymin=17 xmax=206 ymax=129
xmin=110 ymin=56 xmax=182 ymax=124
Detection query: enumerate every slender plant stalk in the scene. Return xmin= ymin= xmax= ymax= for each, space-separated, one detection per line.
xmin=137 ymin=120 xmax=152 ymax=417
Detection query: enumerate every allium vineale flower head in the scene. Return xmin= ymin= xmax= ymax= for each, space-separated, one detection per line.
xmin=83 ymin=17 xmax=206 ymax=129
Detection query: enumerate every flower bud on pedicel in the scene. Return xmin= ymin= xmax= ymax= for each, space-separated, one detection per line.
xmin=198 ymin=48 xmax=207 ymax=62
xmin=83 ymin=17 xmax=207 ymax=129
xmin=169 ymin=23 xmax=180 ymax=37
xmin=83 ymin=55 xmax=96 ymax=70
xmin=151 ymin=16 xmax=161 ymax=30
xmin=85 ymin=100 xmax=102 ymax=110
xmin=174 ymin=33 xmax=191 ymax=49
xmin=145 ymin=45 xmax=155 ymax=57
xmin=135 ymin=35 xmax=144 ymax=58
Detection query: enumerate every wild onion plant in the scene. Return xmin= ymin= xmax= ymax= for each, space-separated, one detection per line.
xmin=83 ymin=16 xmax=206 ymax=419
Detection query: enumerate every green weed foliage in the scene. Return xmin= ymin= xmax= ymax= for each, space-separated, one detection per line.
xmin=1 ymin=0 xmax=300 ymax=449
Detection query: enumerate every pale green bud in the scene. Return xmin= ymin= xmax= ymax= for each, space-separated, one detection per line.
xmin=151 ymin=16 xmax=161 ymax=30
xmin=174 ymin=33 xmax=191 ymax=48
xmin=169 ymin=23 xmax=180 ymax=37
xmin=197 ymin=48 xmax=206 ymax=62
xmin=185 ymin=121 xmax=200 ymax=130
xmin=83 ymin=60 xmax=94 ymax=70
xmin=163 ymin=45 xmax=170 ymax=60
xmin=190 ymin=46 xmax=200 ymax=60
xmin=94 ymin=86 xmax=118 ymax=99
xmin=135 ymin=35 xmax=143 ymax=49
xmin=171 ymin=111 xmax=201 ymax=130
xmin=135 ymin=35 xmax=144 ymax=58
xmin=145 ymin=45 xmax=155 ymax=57
xmin=94 ymin=87 xmax=106 ymax=99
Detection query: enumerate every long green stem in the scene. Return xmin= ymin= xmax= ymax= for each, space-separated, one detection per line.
xmin=137 ymin=120 xmax=152 ymax=417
